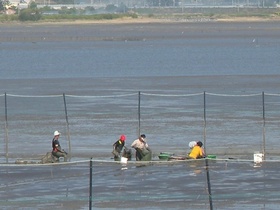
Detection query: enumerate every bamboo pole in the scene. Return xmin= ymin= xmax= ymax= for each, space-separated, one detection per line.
xmin=63 ymin=93 xmax=71 ymax=160
xmin=262 ymin=91 xmax=266 ymax=160
xmin=4 ymin=93 xmax=9 ymax=163
xmin=138 ymin=91 xmax=141 ymax=137
xmin=203 ymin=91 xmax=207 ymax=153
xmin=89 ymin=158 xmax=93 ymax=210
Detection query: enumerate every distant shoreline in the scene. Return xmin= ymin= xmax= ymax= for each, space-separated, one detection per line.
xmin=2 ymin=15 xmax=280 ymax=25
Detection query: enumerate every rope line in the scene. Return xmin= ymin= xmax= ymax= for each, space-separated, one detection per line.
xmin=141 ymin=92 xmax=204 ymax=97
xmin=0 ymin=159 xmax=89 ymax=167
xmin=0 ymin=158 xmax=278 ymax=167
xmin=0 ymin=92 xmax=279 ymax=98
xmin=206 ymin=92 xmax=262 ymax=97
xmin=264 ymin=93 xmax=280 ymax=96
xmin=6 ymin=94 xmax=62 ymax=98
xmin=66 ymin=93 xmax=138 ymax=98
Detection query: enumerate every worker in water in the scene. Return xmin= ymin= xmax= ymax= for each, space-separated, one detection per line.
xmin=112 ymin=134 xmax=126 ymax=161
xmin=131 ymin=134 xmax=152 ymax=161
xmin=188 ymin=141 xmax=205 ymax=159
xmin=52 ymin=130 xmax=67 ymax=162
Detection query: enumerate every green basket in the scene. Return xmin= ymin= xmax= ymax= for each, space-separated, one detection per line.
xmin=207 ymin=155 xmax=217 ymax=159
xmin=158 ymin=152 xmax=173 ymax=160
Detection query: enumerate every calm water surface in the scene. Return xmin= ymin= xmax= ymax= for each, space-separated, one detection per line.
xmin=1 ymin=22 xmax=280 ymax=210
xmin=0 ymin=22 xmax=280 ymax=79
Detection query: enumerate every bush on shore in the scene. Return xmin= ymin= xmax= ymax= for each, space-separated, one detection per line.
xmin=41 ymin=13 xmax=138 ymax=21
xmin=18 ymin=8 xmax=41 ymax=21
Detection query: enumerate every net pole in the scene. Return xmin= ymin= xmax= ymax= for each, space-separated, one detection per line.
xmin=63 ymin=93 xmax=71 ymax=160
xmin=203 ymin=91 xmax=207 ymax=153
xmin=89 ymin=158 xmax=93 ymax=210
xmin=4 ymin=92 xmax=9 ymax=163
xmin=262 ymin=91 xmax=266 ymax=160
xmin=138 ymin=91 xmax=141 ymax=137
xmin=205 ymin=158 xmax=213 ymax=210
xmin=203 ymin=92 xmax=213 ymax=210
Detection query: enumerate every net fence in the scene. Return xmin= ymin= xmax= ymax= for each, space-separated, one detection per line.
xmin=1 ymin=159 xmax=280 ymax=210
xmin=1 ymin=90 xmax=280 ymax=209
xmin=1 ymin=91 xmax=280 ymax=162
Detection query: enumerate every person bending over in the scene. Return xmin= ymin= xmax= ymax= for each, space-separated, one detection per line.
xmin=112 ymin=134 xmax=126 ymax=161
xmin=188 ymin=141 xmax=205 ymax=159
xmin=131 ymin=134 xmax=152 ymax=161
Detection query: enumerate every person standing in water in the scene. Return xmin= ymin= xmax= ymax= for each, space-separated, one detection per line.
xmin=112 ymin=134 xmax=126 ymax=161
xmin=131 ymin=134 xmax=152 ymax=161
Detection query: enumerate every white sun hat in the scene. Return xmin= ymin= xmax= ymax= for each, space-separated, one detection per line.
xmin=54 ymin=131 xmax=61 ymax=136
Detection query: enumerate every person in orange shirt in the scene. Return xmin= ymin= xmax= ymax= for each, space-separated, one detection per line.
xmin=188 ymin=141 xmax=205 ymax=159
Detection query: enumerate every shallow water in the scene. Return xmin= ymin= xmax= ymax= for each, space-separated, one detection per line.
xmin=1 ymin=159 xmax=280 ymax=210
xmin=1 ymin=22 xmax=280 ymax=209
xmin=1 ymin=22 xmax=280 ymax=79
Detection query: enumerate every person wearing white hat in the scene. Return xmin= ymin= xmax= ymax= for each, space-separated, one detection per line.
xmin=52 ymin=130 xmax=67 ymax=162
